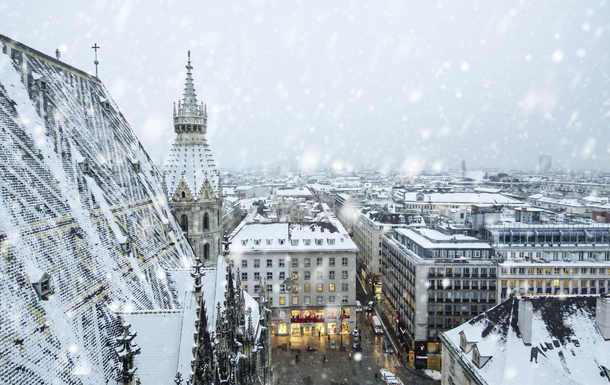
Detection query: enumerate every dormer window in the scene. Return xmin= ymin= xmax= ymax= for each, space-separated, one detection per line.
xmin=31 ymin=272 xmax=54 ymax=300
xmin=33 ymin=73 xmax=47 ymax=92
xmin=241 ymin=240 xmax=248 ymax=246
xmin=459 ymin=330 xmax=477 ymax=354
xmin=278 ymin=239 xmax=285 ymax=245
xmin=304 ymin=239 xmax=311 ymax=246
xmin=328 ymin=239 xmax=335 ymax=245
xmin=181 ymin=191 xmax=186 ymax=199
xmin=78 ymin=158 xmax=90 ymax=175
xmin=131 ymin=160 xmax=141 ymax=173
xmin=120 ymin=241 xmax=131 ymax=255
xmin=266 ymin=239 xmax=273 ymax=245
xmin=471 ymin=344 xmax=492 ymax=368
xmin=99 ymin=97 xmax=111 ymax=111
xmin=315 ymin=239 xmax=323 ymax=245
xmin=291 ymin=239 xmax=299 ymax=246
xmin=254 ymin=239 xmax=261 ymax=245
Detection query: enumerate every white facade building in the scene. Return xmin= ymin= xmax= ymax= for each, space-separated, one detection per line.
xmin=228 ymin=217 xmax=359 ymax=337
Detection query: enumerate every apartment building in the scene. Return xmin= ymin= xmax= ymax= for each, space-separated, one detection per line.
xmin=483 ymin=222 xmax=610 ymax=300
xmin=353 ymin=206 xmax=424 ymax=296
xmin=228 ymin=217 xmax=359 ymax=337
xmin=382 ymin=228 xmax=495 ymax=370
xmin=334 ymin=193 xmax=365 ymax=236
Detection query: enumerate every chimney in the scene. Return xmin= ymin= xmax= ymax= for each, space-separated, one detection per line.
xmin=597 ymin=295 xmax=610 ymax=341
xmin=518 ymin=298 xmax=533 ymax=346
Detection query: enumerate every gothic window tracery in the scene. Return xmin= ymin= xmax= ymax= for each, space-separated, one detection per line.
xmin=180 ymin=214 xmax=188 ymax=233
xmin=204 ymin=243 xmax=210 ymax=260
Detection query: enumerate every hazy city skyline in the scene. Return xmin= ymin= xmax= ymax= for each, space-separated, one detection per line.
xmin=3 ymin=1 xmax=609 ymax=172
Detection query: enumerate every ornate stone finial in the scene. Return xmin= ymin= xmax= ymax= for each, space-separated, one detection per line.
xmin=217 ymin=175 xmax=222 ymax=199
xmin=173 ymin=51 xmax=207 ymax=135
xmin=92 ymin=43 xmax=100 ymax=78
xmin=174 ymin=372 xmax=183 ymax=384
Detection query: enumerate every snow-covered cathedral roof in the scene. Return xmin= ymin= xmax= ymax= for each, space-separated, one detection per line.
xmin=0 ymin=34 xmax=196 ymax=385
xmin=164 ymin=53 xmax=221 ymax=200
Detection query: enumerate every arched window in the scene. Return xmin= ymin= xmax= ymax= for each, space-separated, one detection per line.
xmin=180 ymin=214 xmax=188 ymax=233
xmin=204 ymin=243 xmax=210 ymax=260
xmin=181 ymin=191 xmax=186 ymax=199
xmin=204 ymin=212 xmax=210 ymax=230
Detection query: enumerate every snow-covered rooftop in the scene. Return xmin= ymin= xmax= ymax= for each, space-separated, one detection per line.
xmin=442 ymin=296 xmax=610 ymax=385
xmin=230 ymin=221 xmax=358 ymax=253
xmin=403 ymin=192 xmax=521 ymax=205
xmin=395 ymin=228 xmax=493 ymax=250
xmin=0 ymin=35 xmax=196 ymax=384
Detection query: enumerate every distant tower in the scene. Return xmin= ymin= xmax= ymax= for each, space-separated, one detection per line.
xmin=539 ymin=155 xmax=552 ymax=173
xmin=164 ymin=51 xmax=223 ymax=266
xmin=460 ymin=159 xmax=467 ymax=179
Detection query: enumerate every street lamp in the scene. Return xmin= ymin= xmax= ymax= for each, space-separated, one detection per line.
xmin=339 ymin=312 xmax=346 ymax=351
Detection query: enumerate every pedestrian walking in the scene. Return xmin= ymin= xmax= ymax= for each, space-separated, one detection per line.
xmin=375 ymin=373 xmax=378 ymax=381
xmin=323 ymin=355 xmax=327 ymax=364
xmin=327 ymin=335 xmax=330 ymax=342
xmin=318 ymin=330 xmax=321 ymax=338
xmin=296 ymin=354 xmax=299 ymax=363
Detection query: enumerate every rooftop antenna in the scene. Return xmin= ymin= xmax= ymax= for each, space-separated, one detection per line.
xmin=92 ymin=43 xmax=100 ymax=78
xmin=55 ymin=49 xmax=61 ymax=60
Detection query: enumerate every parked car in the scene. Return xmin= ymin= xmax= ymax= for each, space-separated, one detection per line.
xmin=356 ymin=300 xmax=362 ymax=312
xmin=352 ymin=330 xmax=360 ymax=337
xmin=353 ymin=342 xmax=362 ymax=351
xmin=379 ymin=369 xmax=403 ymax=385
xmin=367 ymin=301 xmax=374 ymax=311
xmin=330 ymin=340 xmax=336 ymax=349
xmin=383 ymin=340 xmax=394 ymax=354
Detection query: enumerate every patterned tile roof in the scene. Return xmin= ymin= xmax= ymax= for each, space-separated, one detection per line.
xmin=0 ymin=34 xmax=196 ymax=384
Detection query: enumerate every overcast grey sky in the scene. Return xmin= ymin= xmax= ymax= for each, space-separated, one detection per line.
xmin=2 ymin=1 xmax=609 ymax=172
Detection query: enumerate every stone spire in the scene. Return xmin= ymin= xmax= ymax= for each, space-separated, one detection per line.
xmin=173 ymin=51 xmax=207 ymax=134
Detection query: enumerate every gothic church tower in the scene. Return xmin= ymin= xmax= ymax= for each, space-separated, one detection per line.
xmin=165 ymin=52 xmax=223 ymax=266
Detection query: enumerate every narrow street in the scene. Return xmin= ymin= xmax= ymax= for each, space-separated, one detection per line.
xmin=270 ymin=267 xmax=439 ymax=385
xmin=355 ymin=269 xmax=440 ymax=385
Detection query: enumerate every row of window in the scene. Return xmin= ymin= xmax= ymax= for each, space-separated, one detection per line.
xmin=428 ymin=291 xmax=496 ymax=300
xmin=241 ymin=271 xmax=349 ymax=281
xmin=430 ymin=250 xmax=490 ymax=259
xmin=428 ymin=267 xmax=497 ymax=276
xmin=428 ymin=304 xmax=488 ymax=315
xmin=239 ymin=257 xmax=349 ymax=268
xmin=240 ymin=238 xmax=337 ymax=246
xmin=427 ymin=280 xmax=496 ymax=288
xmin=501 ymin=279 xmax=609 ymax=288
xmin=247 ymin=283 xmax=350 ymax=293
xmin=268 ymin=295 xmax=349 ymax=306
xmin=502 ymin=267 xmax=610 ymax=276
